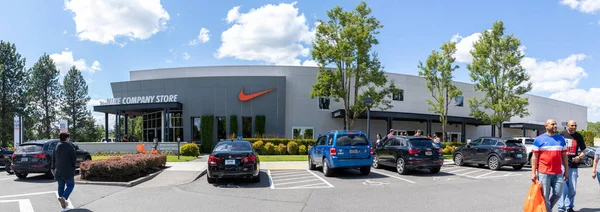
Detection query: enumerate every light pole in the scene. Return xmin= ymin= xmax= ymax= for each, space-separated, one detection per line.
xmin=15 ymin=103 xmax=25 ymax=146
xmin=363 ymin=97 xmax=373 ymax=140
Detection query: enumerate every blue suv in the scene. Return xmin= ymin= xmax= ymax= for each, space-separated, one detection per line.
xmin=308 ymin=130 xmax=373 ymax=177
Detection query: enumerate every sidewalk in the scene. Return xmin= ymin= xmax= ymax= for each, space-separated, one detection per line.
xmin=136 ymin=157 xmax=207 ymax=188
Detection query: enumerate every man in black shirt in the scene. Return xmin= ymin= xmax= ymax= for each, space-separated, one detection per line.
xmin=51 ymin=133 xmax=77 ymax=210
xmin=557 ymin=120 xmax=586 ymax=212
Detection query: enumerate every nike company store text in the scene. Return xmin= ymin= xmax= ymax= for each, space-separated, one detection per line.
xmin=100 ymin=95 xmax=179 ymax=105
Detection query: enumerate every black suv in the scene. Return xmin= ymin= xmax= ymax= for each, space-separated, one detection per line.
xmin=11 ymin=139 xmax=92 ymax=179
xmin=373 ymin=136 xmax=444 ymax=175
xmin=453 ymin=137 xmax=527 ymax=170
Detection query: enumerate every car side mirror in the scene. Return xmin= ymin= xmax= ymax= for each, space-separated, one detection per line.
xmin=466 ymin=144 xmax=471 ymax=148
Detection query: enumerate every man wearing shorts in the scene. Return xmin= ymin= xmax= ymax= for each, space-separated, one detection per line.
xmin=531 ymin=119 xmax=569 ymax=212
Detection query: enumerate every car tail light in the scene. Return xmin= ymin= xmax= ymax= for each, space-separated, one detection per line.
xmin=241 ymin=155 xmax=256 ymax=163
xmin=408 ymin=148 xmax=420 ymax=155
xmin=370 ymin=147 xmax=373 ymax=155
xmin=208 ymin=155 xmax=222 ymax=166
xmin=437 ymin=148 xmax=443 ymax=153
xmin=330 ymin=147 xmax=337 ymax=156
xmin=34 ymin=153 xmax=46 ymax=159
xmin=500 ymin=147 xmax=516 ymax=151
xmin=11 ymin=154 xmax=16 ymax=159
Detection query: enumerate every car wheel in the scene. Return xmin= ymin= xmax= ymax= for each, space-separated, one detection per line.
xmin=396 ymin=157 xmax=408 ymax=175
xmin=488 ymin=155 xmax=501 ymax=170
xmin=322 ymin=158 xmax=333 ymax=177
xmin=430 ymin=166 xmax=441 ymax=174
xmin=512 ymin=165 xmax=524 ymax=170
xmin=308 ymin=155 xmax=316 ymax=170
xmin=15 ymin=172 xmax=27 ymax=179
xmin=454 ymin=153 xmax=464 ymax=166
xmin=5 ymin=161 xmax=13 ymax=175
xmin=206 ymin=175 xmax=216 ymax=183
xmin=585 ymin=158 xmax=593 ymax=167
xmin=359 ymin=166 xmax=371 ymax=175
xmin=372 ymin=155 xmax=381 ymax=169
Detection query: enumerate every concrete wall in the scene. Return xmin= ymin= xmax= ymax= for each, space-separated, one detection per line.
xmin=76 ymin=142 xmax=189 ymax=154
xmin=121 ymin=65 xmax=588 ymax=141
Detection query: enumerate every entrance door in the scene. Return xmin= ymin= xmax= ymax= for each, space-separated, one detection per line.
xmin=448 ymin=132 xmax=462 ymax=142
xmin=148 ymin=130 xmax=155 ymax=142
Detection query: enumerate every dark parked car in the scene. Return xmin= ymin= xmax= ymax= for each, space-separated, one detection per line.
xmin=372 ymin=136 xmax=443 ymax=175
xmin=206 ymin=140 xmax=260 ymax=183
xmin=453 ymin=137 xmax=527 ymax=170
xmin=1 ymin=147 xmax=15 ymax=174
xmin=583 ymin=147 xmax=597 ymax=167
xmin=11 ymin=139 xmax=92 ymax=179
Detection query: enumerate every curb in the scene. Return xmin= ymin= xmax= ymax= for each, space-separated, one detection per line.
xmin=75 ymin=169 xmax=164 ymax=187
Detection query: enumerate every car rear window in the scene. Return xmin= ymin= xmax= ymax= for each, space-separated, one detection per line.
xmin=213 ymin=142 xmax=252 ymax=151
xmin=16 ymin=144 xmax=44 ymax=153
xmin=335 ymin=134 xmax=369 ymax=146
xmin=409 ymin=138 xmax=436 ymax=147
xmin=505 ymin=140 xmax=524 ymax=147
xmin=524 ymin=139 xmax=534 ymax=145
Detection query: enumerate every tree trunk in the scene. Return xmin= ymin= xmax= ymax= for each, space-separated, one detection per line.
xmin=441 ymin=121 xmax=446 ymax=143
xmin=497 ymin=123 xmax=503 ymax=138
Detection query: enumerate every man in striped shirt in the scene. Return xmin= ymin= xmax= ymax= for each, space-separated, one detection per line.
xmin=531 ymin=119 xmax=569 ymax=212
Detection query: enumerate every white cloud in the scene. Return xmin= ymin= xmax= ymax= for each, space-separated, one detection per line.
xmin=50 ymin=49 xmax=101 ymax=74
xmin=560 ymin=0 xmax=600 ymax=14
xmin=183 ymin=52 xmax=190 ymax=60
xmin=301 ymin=60 xmax=318 ymax=67
xmin=550 ymin=88 xmax=600 ymax=120
xmin=452 ymin=33 xmax=482 ymax=63
xmin=63 ymin=30 xmax=68 ymax=35
xmin=188 ymin=27 xmax=210 ymax=46
xmin=64 ymin=0 xmax=170 ymax=44
xmin=521 ymin=54 xmax=587 ymax=93
xmin=216 ymin=2 xmax=317 ymax=66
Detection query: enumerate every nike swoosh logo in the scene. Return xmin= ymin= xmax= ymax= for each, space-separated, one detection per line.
xmin=238 ymin=88 xmax=275 ymax=101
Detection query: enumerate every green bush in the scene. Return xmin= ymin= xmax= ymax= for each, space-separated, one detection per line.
xmin=252 ymin=140 xmax=264 ymax=153
xmin=275 ymin=143 xmax=286 ymax=155
xmin=255 ymin=115 xmax=266 ymax=137
xmin=298 ymin=145 xmax=307 ymax=155
xmin=230 ymin=115 xmax=238 ymax=137
xmin=180 ymin=143 xmax=200 ymax=157
xmin=201 ymin=115 xmax=214 ymax=153
xmin=442 ymin=146 xmax=457 ymax=155
xmin=262 ymin=142 xmax=275 ymax=155
xmin=287 ymin=141 xmax=299 ymax=155
xmin=441 ymin=142 xmax=466 ymax=149
xmin=244 ymin=138 xmax=316 ymax=147
xmin=579 ymin=130 xmax=595 ymax=147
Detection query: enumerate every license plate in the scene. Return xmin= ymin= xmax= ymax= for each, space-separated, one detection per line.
xmin=349 ymin=149 xmax=358 ymax=154
xmin=425 ymin=151 xmax=432 ymax=156
xmin=21 ymin=157 xmax=28 ymax=162
xmin=516 ymin=154 xmax=522 ymax=158
xmin=225 ymin=159 xmax=235 ymax=165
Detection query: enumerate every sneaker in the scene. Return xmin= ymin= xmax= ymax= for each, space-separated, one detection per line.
xmin=567 ymin=208 xmax=575 ymax=212
xmin=58 ymin=197 xmax=67 ymax=208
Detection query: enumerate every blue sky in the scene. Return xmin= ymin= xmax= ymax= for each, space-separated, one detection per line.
xmin=1 ymin=0 xmax=599 ymax=124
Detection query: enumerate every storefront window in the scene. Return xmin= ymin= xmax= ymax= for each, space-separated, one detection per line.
xmin=292 ymin=127 xmax=314 ymax=139
xmin=216 ymin=116 xmax=227 ymax=140
xmin=192 ymin=117 xmax=201 ymax=142
xmin=242 ymin=116 xmax=252 ymax=138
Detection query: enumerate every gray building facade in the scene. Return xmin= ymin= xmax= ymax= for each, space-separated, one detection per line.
xmin=94 ymin=65 xmax=588 ymax=144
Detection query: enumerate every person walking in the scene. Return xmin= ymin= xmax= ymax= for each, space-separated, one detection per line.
xmin=531 ymin=119 xmax=569 ymax=212
xmin=592 ymin=147 xmax=600 ymax=187
xmin=51 ymin=132 xmax=77 ymax=210
xmin=375 ymin=134 xmax=382 ymax=148
xmin=558 ymin=120 xmax=586 ymax=212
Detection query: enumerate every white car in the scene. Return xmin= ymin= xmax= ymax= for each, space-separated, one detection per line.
xmin=512 ymin=137 xmax=535 ymax=164
xmin=100 ymin=138 xmax=116 ymax=143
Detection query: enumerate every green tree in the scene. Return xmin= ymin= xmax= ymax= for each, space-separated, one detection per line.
xmin=133 ymin=116 xmax=143 ymax=141
xmin=0 ymin=41 xmax=28 ymax=147
xmin=467 ymin=21 xmax=532 ymax=138
xmin=30 ymin=53 xmax=61 ymax=139
xmin=78 ymin=117 xmax=102 ymax=142
xmin=310 ymin=1 xmax=398 ymax=130
xmin=418 ymin=41 xmax=463 ymax=143
xmin=587 ymin=121 xmax=600 ymax=137
xmin=60 ymin=66 xmax=92 ymax=141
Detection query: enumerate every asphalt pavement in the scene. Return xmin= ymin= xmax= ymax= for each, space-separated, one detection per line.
xmin=2 ymin=162 xmax=600 ymax=212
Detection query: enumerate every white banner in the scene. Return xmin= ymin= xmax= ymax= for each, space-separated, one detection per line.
xmin=59 ymin=120 xmax=68 ymax=133
xmin=14 ymin=115 xmax=20 ymax=147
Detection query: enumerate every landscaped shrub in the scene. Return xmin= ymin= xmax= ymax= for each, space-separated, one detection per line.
xmin=252 ymin=140 xmax=264 ymax=153
xmin=180 ymin=143 xmax=200 ymax=157
xmin=262 ymin=142 xmax=275 ymax=155
xmin=287 ymin=141 xmax=299 ymax=155
xmin=244 ymin=138 xmax=316 ymax=147
xmin=201 ymin=115 xmax=214 ymax=153
xmin=298 ymin=145 xmax=307 ymax=155
xmin=441 ymin=142 xmax=466 ymax=149
xmin=275 ymin=143 xmax=286 ymax=155
xmin=442 ymin=146 xmax=457 ymax=155
xmin=579 ymin=130 xmax=595 ymax=147
xmin=80 ymin=154 xmax=167 ymax=182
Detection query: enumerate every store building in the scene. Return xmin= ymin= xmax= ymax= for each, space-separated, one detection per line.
xmin=93 ymin=65 xmax=588 ymax=143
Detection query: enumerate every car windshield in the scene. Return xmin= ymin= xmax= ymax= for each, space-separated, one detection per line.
xmin=409 ymin=138 xmax=436 ymax=147
xmin=213 ymin=142 xmax=252 ymax=152
xmin=524 ymin=139 xmax=534 ymax=145
xmin=335 ymin=134 xmax=369 ymax=146
xmin=15 ymin=144 xmax=44 ymax=153
xmin=505 ymin=140 xmax=524 ymax=147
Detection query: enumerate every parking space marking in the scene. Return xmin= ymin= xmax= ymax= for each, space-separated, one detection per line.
xmin=371 ymin=170 xmax=416 ymax=184
xmin=441 ymin=165 xmax=525 ymax=179
xmin=474 ymin=171 xmax=496 ymax=178
xmin=458 ymin=170 xmax=486 ymax=176
xmin=0 ymin=177 xmax=15 ymax=181
xmin=447 ymin=168 xmax=471 ymax=173
xmin=267 ymin=169 xmax=334 ymax=189
xmin=0 ymin=199 xmax=34 ymax=212
xmin=267 ymin=165 xmax=307 ymax=170
xmin=0 ymin=191 xmax=56 ymax=199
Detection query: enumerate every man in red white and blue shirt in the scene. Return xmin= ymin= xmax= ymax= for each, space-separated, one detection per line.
xmin=531 ymin=119 xmax=569 ymax=212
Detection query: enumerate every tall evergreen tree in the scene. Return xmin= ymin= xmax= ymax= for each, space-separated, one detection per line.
xmin=0 ymin=41 xmax=27 ymax=147
xmin=31 ymin=53 xmax=61 ymax=139
xmin=60 ymin=66 xmax=91 ymax=140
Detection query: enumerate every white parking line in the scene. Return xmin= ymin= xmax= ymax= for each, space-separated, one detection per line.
xmin=267 ymin=169 xmax=334 ymax=189
xmin=371 ymin=170 xmax=416 ymax=184
xmin=305 ymin=169 xmax=334 ymax=188
xmin=447 ymin=168 xmax=471 ymax=173
xmin=0 ymin=191 xmax=56 ymax=199
xmin=0 ymin=199 xmax=34 ymax=212
xmin=273 ymin=179 xmax=320 ymax=186
xmin=474 ymin=171 xmax=496 ymax=178
xmin=274 ymin=176 xmax=315 ymax=182
xmin=457 ymin=170 xmax=486 ymax=176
